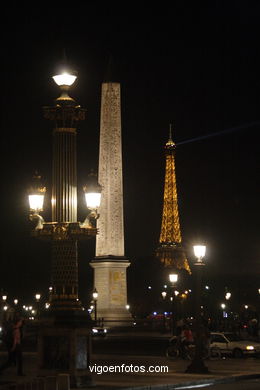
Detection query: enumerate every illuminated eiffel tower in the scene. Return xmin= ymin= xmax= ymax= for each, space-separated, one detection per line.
xmin=156 ymin=125 xmax=191 ymax=273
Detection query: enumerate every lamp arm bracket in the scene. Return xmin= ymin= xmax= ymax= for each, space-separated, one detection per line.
xmin=30 ymin=213 xmax=45 ymax=230
xmin=80 ymin=209 xmax=99 ymax=228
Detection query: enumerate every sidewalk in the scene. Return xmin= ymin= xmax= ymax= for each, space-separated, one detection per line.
xmin=1 ymin=351 xmax=260 ymax=389
xmin=90 ymin=354 xmax=260 ymax=389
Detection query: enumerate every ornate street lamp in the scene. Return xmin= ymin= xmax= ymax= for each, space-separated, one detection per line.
xmin=161 ymin=291 xmax=167 ymax=333
xmin=82 ymin=172 xmax=102 ymax=228
xmin=169 ymin=270 xmax=178 ymax=336
xmin=35 ymin=293 xmax=41 ymax=319
xmin=28 ymin=65 xmax=101 ymax=386
xmin=35 ymin=294 xmax=41 ymax=301
xmin=161 ymin=291 xmax=167 ymax=299
xmin=225 ymin=292 xmax=231 ymax=300
xmin=28 ymin=172 xmax=46 ymax=230
xmin=186 ymin=245 xmax=208 ymax=373
xmin=92 ymin=288 xmax=98 ymax=324
xmin=169 ymin=273 xmax=178 ymax=284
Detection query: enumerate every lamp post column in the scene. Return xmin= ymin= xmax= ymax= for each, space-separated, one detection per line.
xmin=186 ymin=245 xmax=208 ymax=374
xmin=169 ymin=272 xmax=178 ymax=336
xmin=28 ymin=69 xmax=101 ymax=387
xmin=1 ymin=295 xmax=7 ymax=325
xmin=35 ymin=294 xmax=41 ymax=319
xmin=92 ymin=288 xmax=98 ymax=325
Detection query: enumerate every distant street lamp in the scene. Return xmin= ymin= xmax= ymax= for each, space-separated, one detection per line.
xmin=92 ymin=288 xmax=98 ymax=324
xmin=161 ymin=291 xmax=167 ymax=299
xmin=161 ymin=291 xmax=167 ymax=332
xmin=0 ymin=295 xmax=7 ymax=324
xmin=169 ymin=271 xmax=178 ymax=336
xmin=35 ymin=293 xmax=41 ymax=318
xmin=186 ymin=245 xmax=208 ymax=374
xmin=225 ymin=292 xmax=231 ymax=300
xmin=35 ymin=293 xmax=41 ymax=301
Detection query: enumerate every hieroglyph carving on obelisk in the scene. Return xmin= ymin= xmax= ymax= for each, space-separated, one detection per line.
xmin=96 ymin=82 xmax=124 ymax=257
xmin=90 ymin=82 xmax=131 ymax=326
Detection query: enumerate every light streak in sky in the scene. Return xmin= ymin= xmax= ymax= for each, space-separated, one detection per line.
xmin=176 ymin=121 xmax=260 ymax=146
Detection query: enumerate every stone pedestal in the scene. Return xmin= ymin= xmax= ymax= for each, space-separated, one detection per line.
xmin=90 ymin=256 xmax=132 ymax=326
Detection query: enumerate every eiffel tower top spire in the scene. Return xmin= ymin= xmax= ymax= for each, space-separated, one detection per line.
xmin=156 ymin=124 xmax=191 ymax=273
xmin=166 ymin=123 xmax=175 ymax=147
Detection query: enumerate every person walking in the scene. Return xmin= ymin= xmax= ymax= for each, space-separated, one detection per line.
xmin=0 ymin=315 xmax=24 ymax=376
xmin=180 ymin=324 xmax=194 ymax=358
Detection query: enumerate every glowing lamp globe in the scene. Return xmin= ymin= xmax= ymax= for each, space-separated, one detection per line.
xmin=29 ymin=194 xmax=45 ymax=213
xmin=83 ymin=172 xmax=102 ymax=210
xmin=193 ymin=245 xmax=206 ymax=260
xmin=28 ymin=173 xmax=46 ymax=213
xmin=225 ymin=292 xmax=231 ymax=300
xmin=35 ymin=293 xmax=41 ymax=301
xmin=161 ymin=291 xmax=167 ymax=299
xmin=92 ymin=288 xmax=98 ymax=300
xmin=169 ymin=273 xmax=178 ymax=284
xmin=85 ymin=192 xmax=101 ymax=210
xmin=52 ymin=72 xmax=77 ymax=86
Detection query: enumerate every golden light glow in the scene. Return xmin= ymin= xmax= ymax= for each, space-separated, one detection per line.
xmin=157 ymin=130 xmax=191 ymax=273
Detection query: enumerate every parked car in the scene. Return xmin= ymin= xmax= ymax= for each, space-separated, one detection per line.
xmin=210 ymin=332 xmax=260 ymax=358
xmin=92 ymin=326 xmax=107 ymax=337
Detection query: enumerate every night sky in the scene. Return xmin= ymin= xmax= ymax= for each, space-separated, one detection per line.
xmin=1 ymin=4 xmax=260 ymax=308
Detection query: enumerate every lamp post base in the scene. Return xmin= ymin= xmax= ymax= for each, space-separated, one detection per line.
xmin=185 ymin=359 xmax=209 ymax=374
xmin=37 ymin=310 xmax=94 ymax=388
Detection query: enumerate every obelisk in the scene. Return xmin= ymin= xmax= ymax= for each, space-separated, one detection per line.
xmin=90 ymin=69 xmax=131 ymax=326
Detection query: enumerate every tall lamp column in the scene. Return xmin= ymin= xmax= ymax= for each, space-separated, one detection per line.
xmin=1 ymin=295 xmax=7 ymax=324
xmin=169 ymin=272 xmax=178 ymax=336
xmin=186 ymin=245 xmax=208 ymax=373
xmin=27 ymin=68 xmax=101 ymax=386
xmin=35 ymin=293 xmax=41 ymax=319
xmin=92 ymin=288 xmax=98 ymax=324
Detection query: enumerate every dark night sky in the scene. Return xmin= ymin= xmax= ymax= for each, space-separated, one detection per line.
xmin=1 ymin=3 xmax=260 ymax=305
